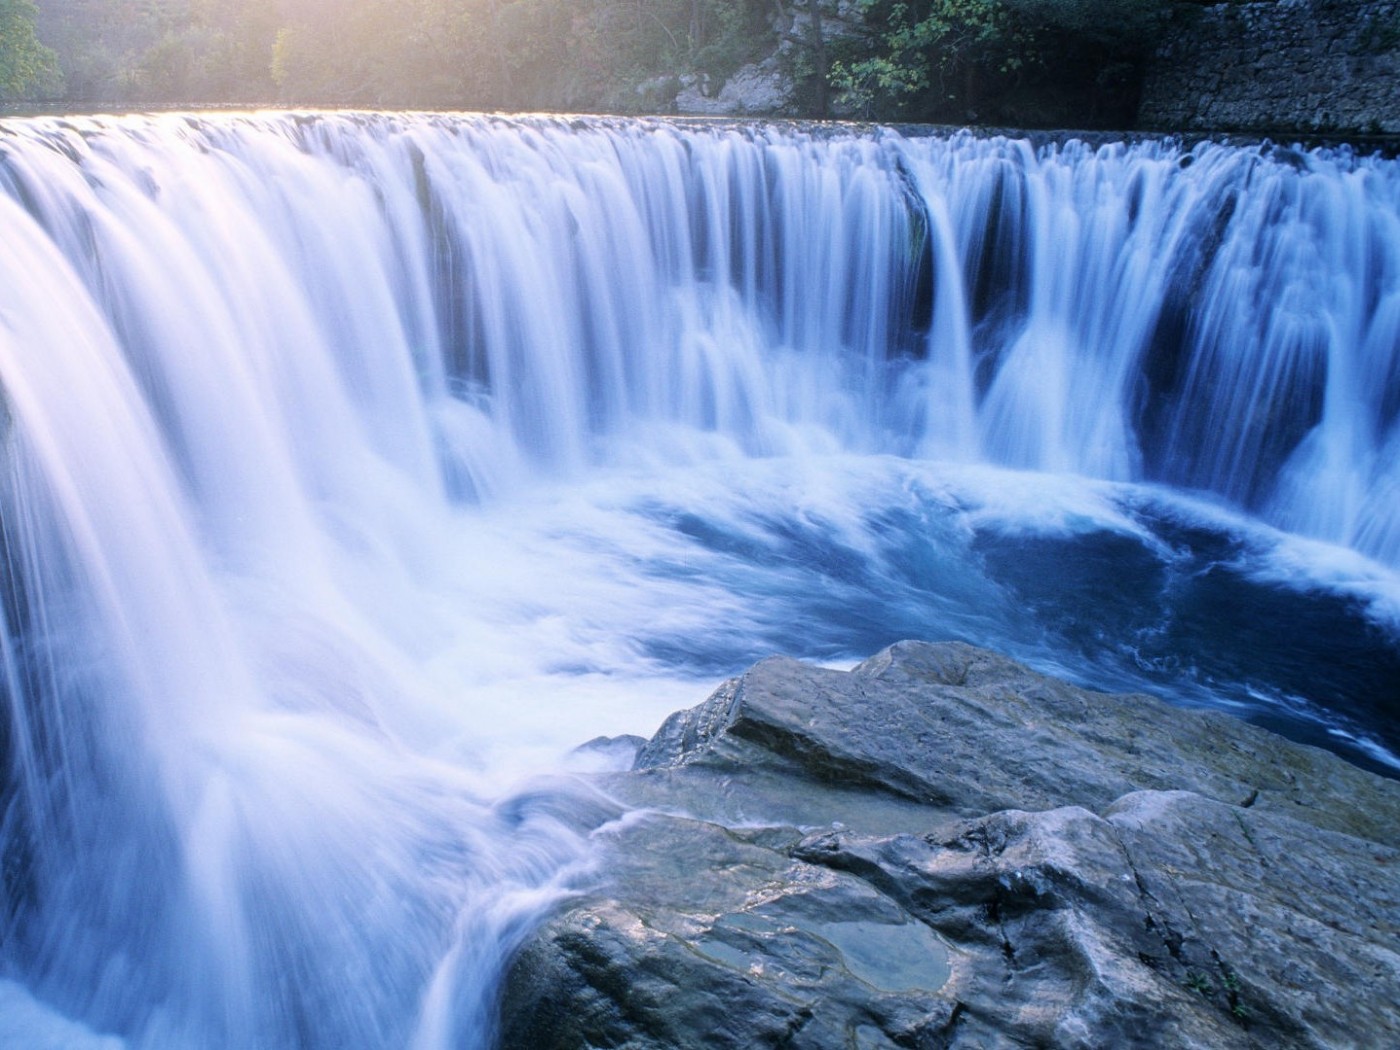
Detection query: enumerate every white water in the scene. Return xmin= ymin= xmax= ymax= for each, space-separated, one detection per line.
xmin=0 ymin=112 xmax=1397 ymax=1047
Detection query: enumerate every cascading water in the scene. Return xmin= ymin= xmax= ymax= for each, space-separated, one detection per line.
xmin=0 ymin=111 xmax=1397 ymax=1047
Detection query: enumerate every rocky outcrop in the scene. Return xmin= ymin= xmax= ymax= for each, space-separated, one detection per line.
xmin=1138 ymin=0 xmax=1400 ymax=135
xmin=671 ymin=0 xmax=867 ymax=117
xmin=673 ymin=57 xmax=797 ymax=117
xmin=500 ymin=642 xmax=1400 ymax=1048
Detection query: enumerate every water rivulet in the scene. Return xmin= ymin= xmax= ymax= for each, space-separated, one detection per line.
xmin=0 ymin=112 xmax=1397 ymax=1047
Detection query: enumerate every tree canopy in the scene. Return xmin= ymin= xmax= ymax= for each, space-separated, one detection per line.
xmin=829 ymin=0 xmax=1176 ymax=122
xmin=0 ymin=0 xmax=58 ymax=99
xmin=13 ymin=0 xmax=1184 ymax=125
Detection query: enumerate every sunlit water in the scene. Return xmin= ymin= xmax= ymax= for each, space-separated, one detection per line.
xmin=0 ymin=111 xmax=1397 ymax=1047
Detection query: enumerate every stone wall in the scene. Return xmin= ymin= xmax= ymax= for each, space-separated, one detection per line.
xmin=1138 ymin=0 xmax=1400 ymax=135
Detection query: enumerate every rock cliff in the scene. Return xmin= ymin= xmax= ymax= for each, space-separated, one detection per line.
xmin=500 ymin=641 xmax=1400 ymax=1048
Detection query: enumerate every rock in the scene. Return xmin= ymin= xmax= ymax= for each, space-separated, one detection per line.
xmin=636 ymin=641 xmax=1399 ymax=845
xmin=674 ymin=57 xmax=796 ymax=117
xmin=796 ymin=795 xmax=1400 ymax=1047
xmin=501 ymin=814 xmax=960 ymax=1049
xmin=1138 ymin=0 xmax=1400 ymax=135
xmin=565 ymin=733 xmax=648 ymax=773
xmin=499 ymin=641 xmax=1400 ymax=1049
xmin=668 ymin=3 xmax=865 ymax=118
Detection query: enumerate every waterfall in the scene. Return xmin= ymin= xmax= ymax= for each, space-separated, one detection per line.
xmin=4 ymin=116 xmax=1396 ymax=550
xmin=0 ymin=111 xmax=1397 ymax=1047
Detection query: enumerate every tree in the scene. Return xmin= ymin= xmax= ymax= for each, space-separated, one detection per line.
xmin=829 ymin=0 xmax=1022 ymax=119
xmin=829 ymin=0 xmax=1177 ymax=124
xmin=0 ymin=0 xmax=59 ymax=98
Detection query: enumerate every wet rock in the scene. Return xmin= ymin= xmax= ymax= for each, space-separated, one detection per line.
xmin=636 ymin=640 xmax=1398 ymax=844
xmin=565 ymin=734 xmax=648 ymax=773
xmin=499 ymin=641 xmax=1400 ymax=1049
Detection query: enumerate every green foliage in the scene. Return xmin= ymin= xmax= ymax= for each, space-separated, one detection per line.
xmin=31 ymin=0 xmax=279 ymax=103
xmin=1217 ymin=960 xmax=1248 ymax=1022
xmin=1184 ymin=960 xmax=1249 ymax=1023
xmin=561 ymin=0 xmax=770 ymax=111
xmin=24 ymin=0 xmax=780 ymax=112
xmin=830 ymin=0 xmax=1177 ymax=123
xmin=22 ymin=0 xmax=1180 ymax=121
xmin=0 ymin=0 xmax=60 ymax=99
xmin=693 ymin=0 xmax=770 ymax=82
xmin=829 ymin=0 xmax=1028 ymax=119
xmin=127 ymin=0 xmax=279 ymax=101
xmin=1183 ymin=970 xmax=1213 ymax=995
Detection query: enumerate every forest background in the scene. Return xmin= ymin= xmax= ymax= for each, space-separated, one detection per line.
xmin=2 ymin=0 xmax=1209 ymax=128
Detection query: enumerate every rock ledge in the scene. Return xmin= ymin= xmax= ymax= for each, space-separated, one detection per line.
xmin=501 ymin=641 xmax=1400 ymax=1049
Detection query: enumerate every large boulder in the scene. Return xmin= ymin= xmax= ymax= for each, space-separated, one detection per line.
xmin=499 ymin=641 xmax=1400 ymax=1048
xmin=673 ymin=57 xmax=797 ymax=117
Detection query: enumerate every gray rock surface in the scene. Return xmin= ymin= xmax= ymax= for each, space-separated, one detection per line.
xmin=673 ymin=57 xmax=796 ymax=117
xmin=499 ymin=641 xmax=1400 ymax=1049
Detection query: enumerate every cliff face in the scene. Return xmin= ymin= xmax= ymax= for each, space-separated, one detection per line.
xmin=1138 ymin=0 xmax=1400 ymax=135
xmin=500 ymin=642 xmax=1400 ymax=1049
